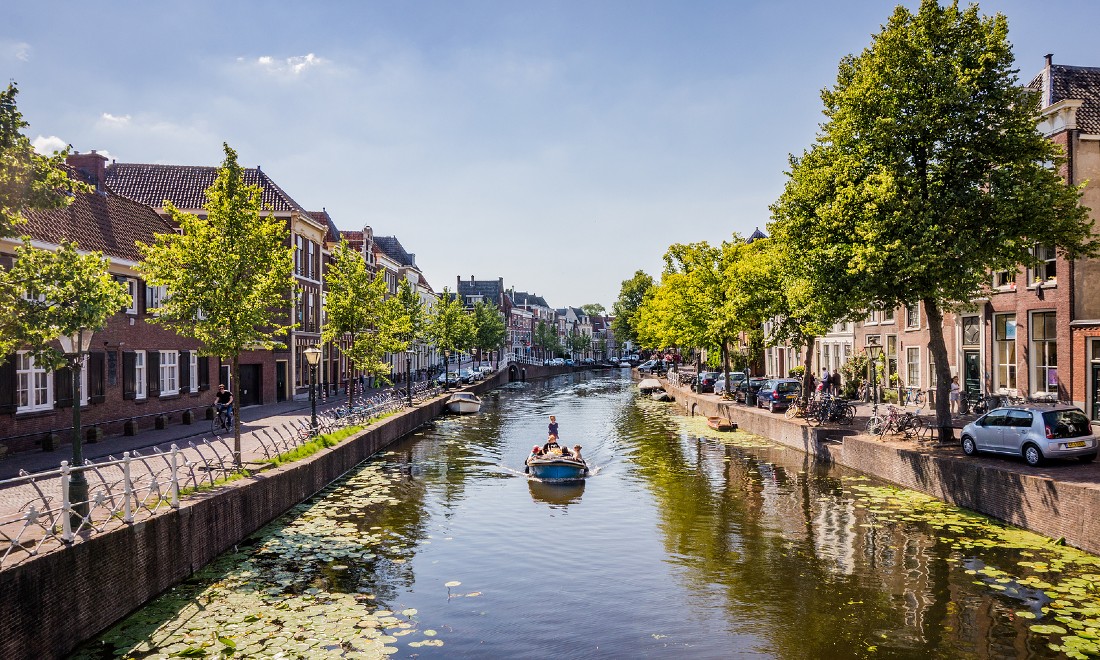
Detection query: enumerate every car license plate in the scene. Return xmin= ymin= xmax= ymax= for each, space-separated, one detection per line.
xmin=1068 ymin=441 xmax=1087 ymax=448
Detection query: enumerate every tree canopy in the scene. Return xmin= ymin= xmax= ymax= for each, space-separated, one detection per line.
xmin=427 ymin=288 xmax=474 ymax=379
xmin=580 ymin=303 xmax=605 ymax=317
xmin=471 ymin=299 xmax=506 ymax=365
xmin=138 ymin=143 xmax=295 ymax=460
xmin=611 ymin=270 xmax=654 ymax=347
xmin=771 ymin=0 xmax=1097 ymax=438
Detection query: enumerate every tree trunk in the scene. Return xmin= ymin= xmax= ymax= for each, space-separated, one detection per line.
xmin=924 ymin=298 xmax=954 ymax=442
xmin=721 ymin=340 xmax=730 ymax=399
xmin=801 ymin=337 xmax=816 ymax=405
xmin=231 ymin=354 xmax=241 ymax=467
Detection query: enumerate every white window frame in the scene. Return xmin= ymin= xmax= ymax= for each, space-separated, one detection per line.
xmin=906 ymin=346 xmax=920 ymax=387
xmin=1030 ymin=311 xmax=1058 ymax=395
xmin=16 ymin=351 xmax=52 ymax=412
xmin=135 ymin=350 xmax=147 ymax=400
xmin=189 ymin=352 xmax=199 ymax=393
xmin=994 ymin=314 xmax=1017 ymax=393
xmin=882 ymin=308 xmax=895 ymax=324
xmin=123 ymin=278 xmax=138 ymax=314
xmin=145 ymin=284 xmax=166 ymax=314
xmin=1028 ymin=244 xmax=1057 ymax=286
xmin=993 ymin=269 xmax=1015 ymax=289
xmin=905 ymin=304 xmax=920 ymax=330
xmin=160 ymin=350 xmax=179 ymax=396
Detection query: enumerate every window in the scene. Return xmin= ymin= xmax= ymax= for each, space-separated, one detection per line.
xmin=145 ymin=284 xmax=166 ymax=313
xmin=1029 ymin=245 xmax=1057 ymax=285
xmin=962 ymin=317 xmax=981 ymax=347
xmin=308 ymin=241 xmax=316 ymax=279
xmin=994 ymin=314 xmax=1016 ymax=393
xmin=190 ymin=352 xmax=199 ymax=393
xmin=882 ymin=308 xmax=895 ymax=323
xmin=885 ymin=335 xmax=898 ymax=380
xmin=906 ymin=304 xmax=920 ymax=329
xmin=928 ymin=354 xmax=938 ymax=387
xmin=160 ymin=350 xmax=178 ymax=395
xmin=906 ymin=347 xmax=920 ymax=386
xmin=122 ymin=277 xmax=138 ymax=314
xmin=135 ymin=350 xmax=146 ymax=400
xmin=16 ymin=352 xmax=51 ymax=412
xmin=994 ymin=270 xmax=1015 ymax=289
xmin=295 ymin=236 xmax=304 ymax=276
xmin=1031 ymin=311 xmax=1058 ymax=394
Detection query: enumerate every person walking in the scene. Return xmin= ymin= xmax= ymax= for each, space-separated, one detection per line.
xmin=822 ymin=368 xmax=832 ymax=395
xmin=949 ymin=376 xmax=961 ymax=417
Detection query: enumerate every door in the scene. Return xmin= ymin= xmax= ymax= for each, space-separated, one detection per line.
xmin=275 ymin=361 xmax=287 ymax=403
xmin=963 ymin=351 xmax=982 ymax=398
xmin=239 ymin=364 xmax=262 ymax=407
xmin=974 ymin=410 xmax=1007 ymax=452
xmin=1093 ymin=363 xmax=1100 ymax=421
xmin=1002 ymin=409 xmax=1034 ymax=454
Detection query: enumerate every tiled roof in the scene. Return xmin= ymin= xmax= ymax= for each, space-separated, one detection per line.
xmin=747 ymin=227 xmax=767 ymax=243
xmin=104 ymin=163 xmax=309 ymax=214
xmin=510 ymin=290 xmax=550 ymax=308
xmin=374 ymin=236 xmax=415 ymax=266
xmin=457 ymin=278 xmax=503 ymax=305
xmin=310 ymin=210 xmax=341 ymax=243
xmin=21 ymin=191 xmax=176 ymax=263
xmin=1029 ymin=63 xmax=1100 ymax=134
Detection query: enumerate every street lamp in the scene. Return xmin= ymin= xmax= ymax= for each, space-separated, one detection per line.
xmin=443 ymin=349 xmax=451 ymax=391
xmin=405 ymin=347 xmax=414 ymax=407
xmin=58 ymin=327 xmax=95 ymax=522
xmin=868 ymin=344 xmax=883 ymax=406
xmin=303 ymin=345 xmax=322 ymax=431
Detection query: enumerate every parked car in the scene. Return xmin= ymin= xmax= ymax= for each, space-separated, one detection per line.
xmin=637 ymin=359 xmax=658 ymax=373
xmin=458 ymin=368 xmax=477 ymax=383
xmin=435 ymin=371 xmax=459 ymax=386
xmin=755 ymin=378 xmax=802 ymax=413
xmin=548 ymin=357 xmax=565 ymax=366
xmin=734 ymin=377 xmax=768 ymax=404
xmin=714 ymin=372 xmax=747 ymax=395
xmin=476 ymin=365 xmax=493 ymax=376
xmin=693 ymin=371 xmax=718 ymax=393
xmin=961 ymin=405 xmax=1097 ymax=466
xmin=564 ymin=358 xmax=575 ymax=366
xmin=618 ymin=360 xmax=632 ymax=367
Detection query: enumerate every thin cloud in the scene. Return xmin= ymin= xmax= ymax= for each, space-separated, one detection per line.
xmin=1 ymin=40 xmax=31 ymax=62
xmin=99 ymin=112 xmax=132 ymax=127
xmin=32 ymin=135 xmax=68 ymax=154
xmin=240 ymin=53 xmax=327 ymax=77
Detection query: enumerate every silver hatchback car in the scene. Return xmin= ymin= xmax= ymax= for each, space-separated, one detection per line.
xmin=960 ymin=405 xmax=1097 ymax=466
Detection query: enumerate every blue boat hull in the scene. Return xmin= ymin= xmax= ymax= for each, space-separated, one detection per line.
xmin=526 ymin=458 xmax=587 ymax=480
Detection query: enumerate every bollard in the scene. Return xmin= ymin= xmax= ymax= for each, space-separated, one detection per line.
xmin=122 ymin=452 xmax=134 ymax=523
xmin=170 ymin=444 xmax=180 ymax=508
xmin=60 ymin=461 xmax=73 ymax=543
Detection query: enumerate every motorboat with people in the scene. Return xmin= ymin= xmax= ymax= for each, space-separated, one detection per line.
xmin=446 ymin=391 xmax=482 ymax=414
xmin=526 ymin=442 xmax=588 ymax=480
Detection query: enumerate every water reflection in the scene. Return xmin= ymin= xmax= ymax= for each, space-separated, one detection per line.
xmin=527 ymin=478 xmax=585 ymax=506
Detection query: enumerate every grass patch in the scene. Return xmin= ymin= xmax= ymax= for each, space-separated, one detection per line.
xmin=263 ymin=425 xmax=365 ymax=467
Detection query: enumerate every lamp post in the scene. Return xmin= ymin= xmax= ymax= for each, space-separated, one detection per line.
xmin=443 ymin=349 xmax=451 ymax=391
xmin=868 ymin=344 xmax=883 ymax=406
xmin=58 ymin=327 xmax=95 ymax=522
xmin=303 ymin=345 xmax=322 ymax=431
xmin=405 ymin=348 xmax=414 ymax=407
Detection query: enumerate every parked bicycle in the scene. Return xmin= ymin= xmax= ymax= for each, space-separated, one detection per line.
xmin=867 ymin=404 xmax=924 ymax=438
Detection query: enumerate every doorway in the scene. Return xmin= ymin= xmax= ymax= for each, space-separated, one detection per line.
xmin=963 ymin=350 xmax=981 ymax=398
xmin=276 ymin=361 xmax=287 ymax=403
xmin=239 ymin=364 xmax=262 ymax=407
xmin=1092 ymin=363 xmax=1100 ymax=421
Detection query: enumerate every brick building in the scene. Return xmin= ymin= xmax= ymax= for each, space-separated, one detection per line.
xmin=0 ymin=152 xmax=208 ymax=453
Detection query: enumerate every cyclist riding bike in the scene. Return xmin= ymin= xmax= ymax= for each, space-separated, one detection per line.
xmin=214 ymin=384 xmax=234 ymax=428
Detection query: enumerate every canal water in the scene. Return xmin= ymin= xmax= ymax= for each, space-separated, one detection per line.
xmin=74 ymin=371 xmax=1100 ymax=658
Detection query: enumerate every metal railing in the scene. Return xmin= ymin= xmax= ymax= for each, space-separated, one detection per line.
xmin=0 ymin=383 xmax=441 ymax=570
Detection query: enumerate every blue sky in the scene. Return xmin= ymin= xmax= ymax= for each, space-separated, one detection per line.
xmin=6 ymin=1 xmax=1100 ymax=309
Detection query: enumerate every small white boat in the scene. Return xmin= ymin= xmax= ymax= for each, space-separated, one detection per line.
xmin=638 ymin=378 xmax=663 ymax=394
xmin=446 ymin=392 xmax=482 ymax=413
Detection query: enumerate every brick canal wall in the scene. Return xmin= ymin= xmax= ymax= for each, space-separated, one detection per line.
xmin=0 ymin=369 xmax=520 ymax=660
xmin=659 ymin=375 xmax=1100 ymax=555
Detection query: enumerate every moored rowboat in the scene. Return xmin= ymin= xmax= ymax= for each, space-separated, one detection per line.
xmin=707 ymin=417 xmax=736 ymax=432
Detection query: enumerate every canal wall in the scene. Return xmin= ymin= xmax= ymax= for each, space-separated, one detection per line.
xmin=659 ymin=376 xmax=1100 ymax=556
xmin=0 ymin=371 xmax=513 ymax=660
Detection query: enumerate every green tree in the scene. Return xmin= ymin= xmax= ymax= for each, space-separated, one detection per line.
xmin=773 ymin=0 xmax=1097 ymax=439
xmin=428 ymin=288 xmax=474 ymax=387
xmin=395 ymin=278 xmax=425 ymax=348
xmin=323 ymin=241 xmax=408 ymax=405
xmin=533 ymin=320 xmax=560 ymax=358
xmin=611 ymin=270 xmax=654 ymax=347
xmin=0 ymin=83 xmax=87 ymax=239
xmin=580 ymin=303 xmax=605 ymax=317
xmin=6 ymin=239 xmax=130 ymax=367
xmin=138 ymin=143 xmax=295 ymax=463
xmin=471 ymin=299 xmax=506 ymax=368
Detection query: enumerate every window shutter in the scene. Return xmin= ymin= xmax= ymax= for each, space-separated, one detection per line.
xmin=0 ymin=354 xmax=16 ymax=413
xmin=139 ymin=280 xmax=147 ymax=315
xmin=179 ymin=351 xmax=190 ymax=393
xmin=55 ymin=365 xmax=73 ymax=408
xmin=198 ymin=356 xmax=210 ymax=391
xmin=88 ymin=352 xmax=106 ymax=404
xmin=122 ymin=350 xmax=136 ymax=400
xmin=147 ymin=351 xmax=160 ymax=397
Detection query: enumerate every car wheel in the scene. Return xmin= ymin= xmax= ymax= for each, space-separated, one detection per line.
xmin=768 ymin=401 xmax=776 ymax=414
xmin=1023 ymin=444 xmax=1044 ymax=467
xmin=1079 ymin=453 xmax=1098 ymax=463
xmin=961 ymin=435 xmax=977 ymax=456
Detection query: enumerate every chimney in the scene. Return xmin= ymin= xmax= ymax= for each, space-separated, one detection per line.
xmin=470 ymin=275 xmax=475 ymax=282
xmin=1044 ymin=54 xmax=1054 ymax=107
xmin=66 ymin=149 xmax=108 ymax=191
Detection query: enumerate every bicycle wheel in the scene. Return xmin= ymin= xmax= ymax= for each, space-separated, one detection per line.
xmin=785 ymin=404 xmax=801 ymax=420
xmin=903 ymin=416 xmax=924 ymax=438
xmin=837 ymin=404 xmax=855 ymax=426
xmin=211 ymin=413 xmax=227 ymax=435
xmin=867 ymin=416 xmax=886 ymax=435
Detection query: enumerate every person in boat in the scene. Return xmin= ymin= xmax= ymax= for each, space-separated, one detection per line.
xmin=571 ymin=444 xmax=583 ymax=463
xmin=530 ymin=444 xmax=543 ymax=457
xmin=548 ymin=415 xmax=559 ymax=438
xmin=542 ymin=434 xmax=563 ymax=454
